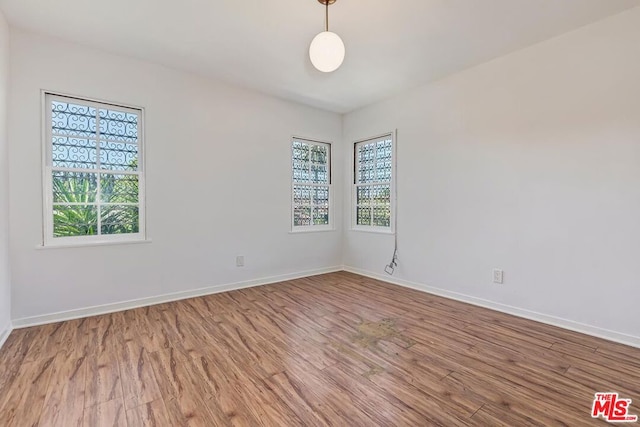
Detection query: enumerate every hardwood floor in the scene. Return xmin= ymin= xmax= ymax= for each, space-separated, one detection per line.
xmin=0 ymin=271 xmax=638 ymax=426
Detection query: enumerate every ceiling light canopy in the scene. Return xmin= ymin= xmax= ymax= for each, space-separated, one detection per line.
xmin=309 ymin=0 xmax=345 ymax=73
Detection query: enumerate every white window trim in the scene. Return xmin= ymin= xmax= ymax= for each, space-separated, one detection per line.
xmin=351 ymin=131 xmax=396 ymax=234
xmin=290 ymin=136 xmax=333 ymax=233
xmin=41 ymin=91 xmax=148 ymax=247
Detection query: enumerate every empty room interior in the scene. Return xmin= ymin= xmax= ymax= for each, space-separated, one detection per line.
xmin=0 ymin=0 xmax=639 ymax=425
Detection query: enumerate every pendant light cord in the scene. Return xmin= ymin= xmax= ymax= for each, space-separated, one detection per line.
xmin=325 ymin=1 xmax=329 ymax=31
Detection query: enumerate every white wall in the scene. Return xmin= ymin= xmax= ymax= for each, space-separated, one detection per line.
xmin=0 ymin=11 xmax=11 ymax=341
xmin=343 ymin=8 xmax=640 ymax=342
xmin=8 ymin=30 xmax=343 ymax=322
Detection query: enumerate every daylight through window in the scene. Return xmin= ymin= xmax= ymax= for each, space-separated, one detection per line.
xmin=292 ymin=138 xmax=331 ymax=230
xmin=354 ymin=134 xmax=394 ymax=229
xmin=43 ymin=93 xmax=145 ymax=245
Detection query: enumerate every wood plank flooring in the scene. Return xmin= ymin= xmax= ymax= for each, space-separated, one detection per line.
xmin=0 ymin=271 xmax=638 ymax=426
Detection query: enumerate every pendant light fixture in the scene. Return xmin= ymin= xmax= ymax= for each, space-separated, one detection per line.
xmin=309 ymin=0 xmax=345 ymax=73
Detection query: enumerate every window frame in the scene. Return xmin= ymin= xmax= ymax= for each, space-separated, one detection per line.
xmin=352 ymin=132 xmax=396 ymax=234
xmin=290 ymin=137 xmax=333 ymax=233
xmin=41 ymin=91 xmax=147 ymax=247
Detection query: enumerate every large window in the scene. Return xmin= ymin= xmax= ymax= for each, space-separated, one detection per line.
xmin=43 ymin=93 xmax=145 ymax=246
xmin=353 ymin=133 xmax=394 ymax=231
xmin=291 ymin=138 xmax=331 ymax=231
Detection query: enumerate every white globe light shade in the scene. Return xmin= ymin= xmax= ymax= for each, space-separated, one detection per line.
xmin=309 ymin=31 xmax=345 ymax=72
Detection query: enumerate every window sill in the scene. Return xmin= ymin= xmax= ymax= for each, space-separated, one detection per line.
xmin=289 ymin=228 xmax=336 ymax=234
xmin=350 ymin=227 xmax=395 ymax=235
xmin=36 ymin=238 xmax=153 ymax=250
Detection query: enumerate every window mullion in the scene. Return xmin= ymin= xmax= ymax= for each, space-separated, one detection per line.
xmin=95 ymin=108 xmax=102 ymax=236
xmin=51 ymin=166 xmax=99 ymax=174
xmin=373 ymin=142 xmax=378 ymax=188
xmin=309 ymin=178 xmax=314 ymax=225
xmin=99 ymin=202 xmax=139 ymax=206
xmin=370 ymin=188 xmax=374 ymax=225
xmin=52 ymin=202 xmax=99 ymax=206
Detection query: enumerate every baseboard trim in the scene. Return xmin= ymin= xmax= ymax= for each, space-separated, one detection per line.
xmin=343 ymin=266 xmax=640 ymax=349
xmin=12 ymin=266 xmax=342 ymax=328
xmin=0 ymin=323 xmax=12 ymax=350
xmin=12 ymin=265 xmax=640 ymax=350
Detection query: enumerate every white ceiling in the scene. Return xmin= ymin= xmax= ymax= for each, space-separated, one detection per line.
xmin=0 ymin=0 xmax=638 ymax=113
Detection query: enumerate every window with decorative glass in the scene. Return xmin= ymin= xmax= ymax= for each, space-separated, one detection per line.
xmin=291 ymin=138 xmax=331 ymax=230
xmin=43 ymin=93 xmax=145 ymax=246
xmin=354 ymin=134 xmax=394 ymax=231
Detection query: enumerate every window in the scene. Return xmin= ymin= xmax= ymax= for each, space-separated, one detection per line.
xmin=291 ymin=138 xmax=331 ymax=231
xmin=43 ymin=93 xmax=145 ymax=246
xmin=353 ymin=133 xmax=394 ymax=231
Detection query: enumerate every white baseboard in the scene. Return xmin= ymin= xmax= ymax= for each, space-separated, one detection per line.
xmin=11 ymin=264 xmax=640 ymax=350
xmin=343 ymin=266 xmax=640 ymax=349
xmin=12 ymin=266 xmax=342 ymax=328
xmin=0 ymin=322 xmax=12 ymax=350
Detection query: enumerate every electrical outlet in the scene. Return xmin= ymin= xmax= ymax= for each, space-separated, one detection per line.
xmin=493 ymin=269 xmax=504 ymax=284
xmin=236 ymin=256 xmax=245 ymax=267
